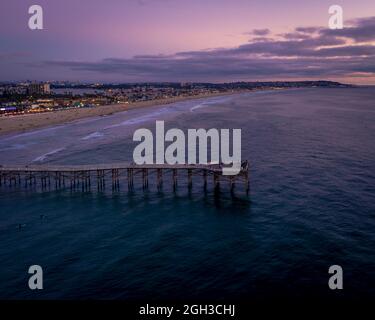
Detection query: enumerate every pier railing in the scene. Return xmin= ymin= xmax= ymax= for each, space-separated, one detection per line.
xmin=0 ymin=161 xmax=249 ymax=193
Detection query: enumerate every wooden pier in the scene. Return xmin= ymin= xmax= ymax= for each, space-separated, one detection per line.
xmin=0 ymin=161 xmax=249 ymax=193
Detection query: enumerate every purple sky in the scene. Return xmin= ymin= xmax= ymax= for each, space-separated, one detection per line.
xmin=0 ymin=0 xmax=374 ymax=83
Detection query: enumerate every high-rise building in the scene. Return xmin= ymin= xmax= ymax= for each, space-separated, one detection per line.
xmin=28 ymin=83 xmax=51 ymax=95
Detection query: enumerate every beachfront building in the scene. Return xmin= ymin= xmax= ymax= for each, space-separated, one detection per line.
xmin=27 ymin=83 xmax=51 ymax=95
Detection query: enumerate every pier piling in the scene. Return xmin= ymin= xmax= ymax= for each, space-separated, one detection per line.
xmin=188 ymin=169 xmax=192 ymax=189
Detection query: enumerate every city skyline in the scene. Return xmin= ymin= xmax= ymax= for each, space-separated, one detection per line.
xmin=0 ymin=0 xmax=374 ymax=84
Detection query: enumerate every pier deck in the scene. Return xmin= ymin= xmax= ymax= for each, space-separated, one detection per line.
xmin=0 ymin=161 xmax=249 ymax=193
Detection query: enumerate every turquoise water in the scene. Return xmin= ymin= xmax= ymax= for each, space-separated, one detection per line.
xmin=0 ymin=88 xmax=374 ymax=300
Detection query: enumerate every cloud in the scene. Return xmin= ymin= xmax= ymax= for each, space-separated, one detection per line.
xmin=245 ymin=28 xmax=270 ymax=36
xmin=44 ymin=16 xmax=375 ymax=82
xmin=320 ymin=16 xmax=375 ymax=42
xmin=295 ymin=27 xmax=321 ymax=34
xmin=280 ymin=32 xmax=312 ymax=40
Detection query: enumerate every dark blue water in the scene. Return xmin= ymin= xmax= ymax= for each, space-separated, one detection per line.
xmin=0 ymin=88 xmax=374 ymax=300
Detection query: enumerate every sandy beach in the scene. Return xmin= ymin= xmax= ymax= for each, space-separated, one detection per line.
xmin=0 ymin=91 xmax=240 ymax=136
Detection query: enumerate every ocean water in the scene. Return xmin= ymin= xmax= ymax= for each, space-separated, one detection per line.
xmin=0 ymin=88 xmax=374 ymax=301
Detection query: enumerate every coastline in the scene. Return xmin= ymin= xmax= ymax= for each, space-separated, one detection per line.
xmin=0 ymin=91 xmax=244 ymax=137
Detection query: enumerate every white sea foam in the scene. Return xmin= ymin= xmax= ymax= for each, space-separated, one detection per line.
xmin=104 ymin=108 xmax=171 ymax=129
xmin=81 ymin=131 xmax=104 ymax=140
xmin=190 ymin=103 xmax=208 ymax=112
xmin=190 ymin=97 xmax=230 ymax=112
xmin=32 ymin=148 xmax=65 ymax=162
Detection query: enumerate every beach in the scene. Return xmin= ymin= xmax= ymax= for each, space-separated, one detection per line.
xmin=0 ymin=91 xmax=239 ymax=136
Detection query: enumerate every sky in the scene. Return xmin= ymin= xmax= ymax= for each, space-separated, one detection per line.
xmin=0 ymin=0 xmax=374 ymax=84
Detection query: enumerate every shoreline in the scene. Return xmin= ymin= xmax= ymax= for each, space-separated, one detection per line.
xmin=0 ymin=91 xmax=246 ymax=137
